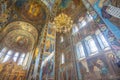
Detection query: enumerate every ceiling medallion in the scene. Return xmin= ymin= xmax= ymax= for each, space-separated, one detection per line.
xmin=15 ymin=36 xmax=27 ymax=47
xmin=53 ymin=13 xmax=73 ymax=33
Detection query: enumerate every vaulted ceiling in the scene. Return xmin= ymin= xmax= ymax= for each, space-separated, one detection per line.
xmin=0 ymin=21 xmax=38 ymax=53
xmin=0 ymin=0 xmax=86 ymax=33
xmin=0 ymin=0 xmax=86 ymax=53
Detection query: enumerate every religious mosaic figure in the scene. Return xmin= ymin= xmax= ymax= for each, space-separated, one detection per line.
xmin=42 ymin=60 xmax=54 ymax=80
xmin=28 ymin=3 xmax=40 ymax=17
xmin=0 ymin=1 xmax=7 ymax=22
xmin=93 ymin=63 xmax=101 ymax=79
xmin=107 ymin=31 xmax=120 ymax=53
xmin=0 ymin=0 xmax=12 ymax=24
xmin=108 ymin=54 xmax=120 ymax=76
xmin=96 ymin=59 xmax=109 ymax=80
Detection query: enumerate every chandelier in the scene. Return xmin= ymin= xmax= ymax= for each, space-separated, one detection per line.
xmin=53 ymin=13 xmax=73 ymax=33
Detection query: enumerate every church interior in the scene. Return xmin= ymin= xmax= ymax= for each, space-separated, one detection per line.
xmin=0 ymin=0 xmax=120 ymax=80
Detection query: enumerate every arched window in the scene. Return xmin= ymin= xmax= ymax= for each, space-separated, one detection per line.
xmin=81 ymin=20 xmax=87 ymax=27
xmin=0 ymin=47 xmax=7 ymax=58
xmin=18 ymin=53 xmax=25 ymax=65
xmin=78 ymin=20 xmax=87 ymax=29
xmin=13 ymin=52 xmax=19 ymax=62
xmin=3 ymin=50 xmax=13 ymax=63
xmin=23 ymin=53 xmax=30 ymax=67
xmin=76 ymin=43 xmax=85 ymax=59
xmin=88 ymin=39 xmax=98 ymax=52
xmin=96 ymin=30 xmax=110 ymax=50
xmin=85 ymin=36 xmax=98 ymax=54
xmin=61 ymin=53 xmax=65 ymax=64
xmin=86 ymin=13 xmax=93 ymax=22
xmin=60 ymin=36 xmax=64 ymax=43
xmin=72 ymin=25 xmax=78 ymax=34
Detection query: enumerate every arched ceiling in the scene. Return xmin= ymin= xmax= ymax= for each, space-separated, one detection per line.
xmin=0 ymin=0 xmax=86 ymax=33
xmin=15 ymin=0 xmax=86 ymax=24
xmin=2 ymin=21 xmax=38 ymax=40
xmin=3 ymin=30 xmax=34 ymax=53
xmin=1 ymin=21 xmax=38 ymax=53
xmin=15 ymin=0 xmax=49 ymax=32
xmin=0 ymin=0 xmax=87 ymax=56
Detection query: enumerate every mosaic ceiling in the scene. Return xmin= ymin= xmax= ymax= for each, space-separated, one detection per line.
xmin=0 ymin=0 xmax=86 ymax=53
xmin=53 ymin=0 xmax=87 ymax=22
xmin=15 ymin=0 xmax=49 ymax=32
xmin=0 ymin=21 xmax=38 ymax=53
xmin=0 ymin=0 xmax=86 ymax=32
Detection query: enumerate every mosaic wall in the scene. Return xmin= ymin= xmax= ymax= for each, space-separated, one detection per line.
xmin=77 ymin=52 xmax=120 ymax=80
xmin=0 ymin=0 xmax=13 ymax=29
xmin=90 ymin=0 xmax=120 ymax=38
xmin=82 ymin=0 xmax=120 ymax=57
xmin=75 ymin=0 xmax=120 ymax=80
xmin=41 ymin=58 xmax=54 ymax=80
xmin=40 ymin=24 xmax=55 ymax=80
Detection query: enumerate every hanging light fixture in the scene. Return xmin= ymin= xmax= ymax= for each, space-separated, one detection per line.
xmin=53 ymin=13 xmax=73 ymax=33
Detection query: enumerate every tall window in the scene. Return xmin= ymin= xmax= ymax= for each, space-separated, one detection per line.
xmin=76 ymin=43 xmax=85 ymax=59
xmin=61 ymin=53 xmax=65 ymax=64
xmin=0 ymin=47 xmax=7 ymax=58
xmin=72 ymin=25 xmax=78 ymax=34
xmin=23 ymin=53 xmax=30 ymax=66
xmin=60 ymin=36 xmax=64 ymax=43
xmin=86 ymin=14 xmax=93 ymax=22
xmin=18 ymin=53 xmax=25 ymax=65
xmin=81 ymin=20 xmax=87 ymax=27
xmin=3 ymin=50 xmax=13 ymax=63
xmin=79 ymin=20 xmax=87 ymax=28
xmin=13 ymin=52 xmax=19 ymax=62
xmin=86 ymin=36 xmax=98 ymax=54
xmin=96 ymin=30 xmax=110 ymax=50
